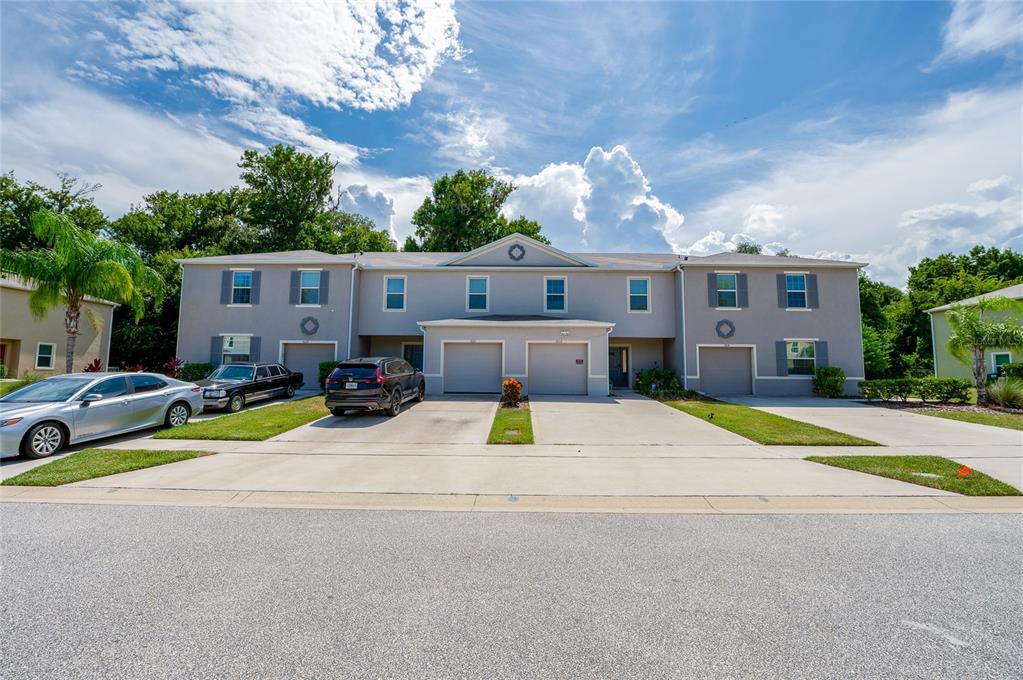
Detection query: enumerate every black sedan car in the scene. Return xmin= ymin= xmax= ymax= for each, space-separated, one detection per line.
xmin=324 ymin=357 xmax=425 ymax=417
xmin=196 ymin=362 xmax=304 ymax=412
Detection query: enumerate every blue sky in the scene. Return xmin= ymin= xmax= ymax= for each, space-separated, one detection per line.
xmin=2 ymin=1 xmax=1020 ymax=284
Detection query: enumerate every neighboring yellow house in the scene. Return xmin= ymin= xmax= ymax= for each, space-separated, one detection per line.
xmin=0 ymin=277 xmax=116 ymax=377
xmin=927 ymin=283 xmax=1023 ymax=379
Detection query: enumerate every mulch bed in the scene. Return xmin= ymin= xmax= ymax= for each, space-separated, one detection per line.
xmin=499 ymin=397 xmax=530 ymax=410
xmin=862 ymin=400 xmax=1023 ymax=416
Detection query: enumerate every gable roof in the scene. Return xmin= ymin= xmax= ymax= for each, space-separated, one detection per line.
xmin=689 ymin=253 xmax=866 ymax=268
xmin=438 ymin=233 xmax=596 ymax=267
xmin=926 ymin=283 xmax=1023 ymax=313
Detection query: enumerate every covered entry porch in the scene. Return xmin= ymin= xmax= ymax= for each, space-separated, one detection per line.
xmin=418 ymin=316 xmax=614 ymax=397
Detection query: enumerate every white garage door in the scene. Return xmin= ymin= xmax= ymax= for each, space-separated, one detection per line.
xmin=528 ymin=343 xmax=587 ymax=395
xmin=699 ymin=347 xmax=753 ymax=395
xmin=444 ymin=343 xmax=502 ymax=393
xmin=282 ymin=343 xmax=336 ymax=388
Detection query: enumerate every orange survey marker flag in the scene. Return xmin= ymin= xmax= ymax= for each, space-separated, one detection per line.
xmin=957 ymin=465 xmax=972 ymax=477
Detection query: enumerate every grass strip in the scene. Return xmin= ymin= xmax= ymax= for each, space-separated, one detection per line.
xmin=911 ymin=409 xmax=1023 ymax=431
xmin=3 ymin=448 xmax=210 ymax=486
xmin=806 ymin=455 xmax=1020 ymax=496
xmin=667 ymin=400 xmax=879 ymax=446
xmin=153 ymin=396 xmax=328 ymax=441
xmin=488 ymin=406 xmax=534 ymax=444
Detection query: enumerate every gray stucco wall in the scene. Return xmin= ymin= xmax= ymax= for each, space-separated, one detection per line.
xmin=176 ymin=263 xmax=354 ymax=366
xmin=682 ymin=265 xmax=864 ymax=396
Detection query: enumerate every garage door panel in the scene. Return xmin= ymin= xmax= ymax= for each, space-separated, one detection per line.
xmin=283 ymin=343 xmax=336 ymax=387
xmin=700 ymin=347 xmax=752 ymax=395
xmin=528 ymin=344 xmax=587 ymax=395
xmin=444 ymin=343 xmax=501 ymax=393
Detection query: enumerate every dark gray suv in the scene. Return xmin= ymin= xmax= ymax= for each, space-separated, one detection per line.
xmin=324 ymin=357 xmax=426 ymax=417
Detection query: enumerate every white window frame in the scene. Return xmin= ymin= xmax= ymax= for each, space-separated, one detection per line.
xmin=785 ymin=272 xmax=808 ymax=310
xmin=298 ymin=269 xmax=321 ymax=306
xmin=220 ymin=333 xmax=253 ymax=365
xmin=627 ymin=276 xmax=651 ymax=314
xmin=785 ymin=338 xmax=816 ymax=376
xmin=714 ymin=271 xmax=739 ymax=310
xmin=383 ymin=275 xmax=407 ymax=312
xmin=230 ymin=269 xmax=253 ymax=306
xmin=992 ymin=351 xmax=1013 ymax=372
xmin=543 ymin=276 xmax=567 ymax=313
xmin=35 ymin=342 xmax=57 ymax=370
xmin=466 ymin=275 xmax=490 ymax=313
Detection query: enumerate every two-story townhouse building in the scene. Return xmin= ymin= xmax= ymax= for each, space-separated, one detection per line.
xmin=175 ymin=233 xmax=866 ymax=396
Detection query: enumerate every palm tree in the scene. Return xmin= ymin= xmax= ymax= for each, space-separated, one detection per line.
xmin=0 ymin=209 xmax=164 ymax=373
xmin=945 ymin=296 xmax=1023 ymax=405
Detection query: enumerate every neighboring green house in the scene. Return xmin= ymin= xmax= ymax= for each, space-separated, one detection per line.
xmin=927 ymin=283 xmax=1023 ymax=379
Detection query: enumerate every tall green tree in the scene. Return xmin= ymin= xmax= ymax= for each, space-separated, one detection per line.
xmin=945 ymin=297 xmax=1023 ymax=405
xmin=313 ymin=211 xmax=397 ymax=253
xmin=1 ymin=172 xmax=107 ymax=250
xmin=410 ymin=169 xmax=547 ymax=251
xmin=0 ymin=210 xmax=163 ymax=372
xmin=734 ymin=241 xmax=762 ymax=254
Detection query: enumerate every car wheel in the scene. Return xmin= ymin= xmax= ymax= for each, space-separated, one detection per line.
xmin=165 ymin=402 xmax=191 ymax=428
xmin=330 ymin=408 xmax=347 ymax=417
xmin=285 ymin=384 xmax=296 ymax=398
xmin=415 ymin=382 xmax=426 ymax=402
xmin=387 ymin=389 xmax=402 ymax=417
xmin=21 ymin=422 xmax=66 ymax=459
xmin=227 ymin=393 xmax=245 ymax=413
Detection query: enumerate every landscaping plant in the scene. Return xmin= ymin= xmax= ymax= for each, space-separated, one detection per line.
xmin=858 ymin=377 xmax=970 ymax=404
xmin=987 ymin=378 xmax=1023 ymax=409
xmin=179 ymin=362 xmax=213 ymax=382
xmin=163 ymin=357 xmax=184 ymax=379
xmin=945 ymin=296 xmax=1023 ymax=405
xmin=812 ymin=366 xmax=846 ymax=398
xmin=82 ymin=357 xmax=103 ymax=372
xmin=318 ymin=360 xmax=339 ymax=389
xmin=502 ymin=377 xmax=523 ymax=406
xmin=999 ymin=362 xmax=1023 ymax=379
xmin=634 ymin=368 xmax=686 ymax=399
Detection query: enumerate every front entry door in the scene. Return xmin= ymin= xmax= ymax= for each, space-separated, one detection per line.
xmin=403 ymin=344 xmax=424 ymax=371
xmin=609 ymin=347 xmax=629 ymax=388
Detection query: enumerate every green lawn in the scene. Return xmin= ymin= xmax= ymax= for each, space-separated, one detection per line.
xmin=2 ymin=448 xmax=210 ymax=486
xmin=911 ymin=409 xmax=1023 ymax=431
xmin=154 ymin=396 xmax=328 ymax=440
xmin=667 ymin=400 xmax=879 ymax=446
xmin=806 ymin=455 xmax=1021 ymax=496
xmin=488 ymin=406 xmax=534 ymax=444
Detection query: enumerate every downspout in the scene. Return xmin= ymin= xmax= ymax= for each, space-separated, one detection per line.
xmin=678 ymin=265 xmax=688 ymax=390
xmin=346 ymin=260 xmax=358 ymax=360
xmin=606 ymin=326 xmax=613 ymax=395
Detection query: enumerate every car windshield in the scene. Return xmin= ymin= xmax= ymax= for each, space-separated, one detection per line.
xmin=0 ymin=377 xmax=95 ymax=403
xmin=208 ymin=365 xmax=255 ymax=381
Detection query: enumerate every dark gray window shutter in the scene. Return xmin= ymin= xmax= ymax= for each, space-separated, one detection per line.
xmin=289 ymin=271 xmax=300 ymax=305
xmin=707 ymin=273 xmax=717 ymax=307
xmin=220 ymin=271 xmax=231 ymax=304
xmin=776 ymin=274 xmax=786 ymax=307
xmin=210 ymin=336 xmax=224 ymax=366
xmin=814 ymin=341 xmax=829 ymax=367
xmin=807 ymin=274 xmax=819 ymax=308
xmin=737 ymin=274 xmax=749 ymax=308
xmin=250 ymin=336 xmax=261 ymax=362
xmin=319 ymin=270 xmax=330 ymax=305
xmin=775 ymin=341 xmax=788 ymax=376
xmin=250 ymin=271 xmax=261 ymax=305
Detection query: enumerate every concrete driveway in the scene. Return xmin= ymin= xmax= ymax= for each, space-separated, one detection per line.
xmin=530 ymin=392 xmax=753 ymax=446
xmin=269 ymin=396 xmax=498 ymax=445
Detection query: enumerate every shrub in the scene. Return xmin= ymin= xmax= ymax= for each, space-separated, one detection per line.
xmin=82 ymin=357 xmax=103 ymax=372
xmin=179 ymin=362 xmax=214 ymax=382
xmin=812 ymin=366 xmax=846 ymax=398
xmin=634 ymin=368 xmax=683 ymax=396
xmin=931 ymin=378 xmax=971 ymax=404
xmin=0 ymin=364 xmax=7 ymax=379
xmin=858 ymin=377 xmax=971 ymax=404
xmin=915 ymin=377 xmax=942 ymax=403
xmin=502 ymin=377 xmax=522 ymax=406
xmin=163 ymin=357 xmax=184 ymax=379
xmin=1000 ymin=362 xmax=1023 ymax=379
xmin=318 ymin=360 xmax=339 ymax=389
xmin=987 ymin=377 xmax=1023 ymax=409
xmin=889 ymin=378 xmax=915 ymax=402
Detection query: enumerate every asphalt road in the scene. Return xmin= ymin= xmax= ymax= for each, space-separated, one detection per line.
xmin=2 ymin=504 xmax=1021 ymax=679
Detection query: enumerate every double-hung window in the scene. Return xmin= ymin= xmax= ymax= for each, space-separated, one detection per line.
xmin=299 ymin=271 xmax=321 ymax=305
xmin=545 ymin=277 xmax=566 ymax=312
xmin=716 ymin=273 xmax=738 ymax=308
xmin=628 ymin=277 xmax=650 ymax=312
xmin=993 ymin=352 xmax=1013 ymax=373
xmin=786 ymin=340 xmax=816 ymax=375
xmin=467 ymin=276 xmax=489 ymax=312
xmin=231 ymin=271 xmax=252 ymax=304
xmin=35 ymin=343 xmax=56 ymax=370
xmin=384 ymin=276 xmax=406 ymax=311
xmin=786 ymin=274 xmax=807 ymax=309
xmin=222 ymin=335 xmax=251 ymax=364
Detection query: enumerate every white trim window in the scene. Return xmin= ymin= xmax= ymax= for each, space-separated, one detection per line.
xmin=231 ymin=270 xmax=253 ymax=304
xmin=716 ymin=273 xmax=738 ymax=308
xmin=628 ymin=277 xmax=650 ymax=312
xmin=299 ymin=270 xmax=321 ymax=305
xmin=222 ymin=335 xmax=252 ymax=364
xmin=384 ymin=276 xmax=406 ymax=311
xmin=467 ymin=276 xmax=489 ymax=312
xmin=35 ymin=342 xmax=56 ymax=370
xmin=786 ymin=274 xmax=807 ymax=309
xmin=993 ymin=352 xmax=1013 ymax=372
xmin=786 ymin=340 xmax=815 ymax=375
xmin=544 ymin=276 xmax=566 ymax=312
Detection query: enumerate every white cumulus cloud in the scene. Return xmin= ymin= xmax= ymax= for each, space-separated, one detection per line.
xmin=935 ymin=0 xmax=1023 ymax=64
xmin=335 ymin=184 xmax=396 ymax=233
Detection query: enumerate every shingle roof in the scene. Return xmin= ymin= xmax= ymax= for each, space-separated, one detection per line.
xmin=689 ymin=253 xmax=866 ymax=268
xmin=176 ymin=250 xmax=355 ymax=265
xmin=926 ymin=283 xmax=1023 ymax=313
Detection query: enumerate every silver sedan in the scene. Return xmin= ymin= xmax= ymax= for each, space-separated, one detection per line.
xmin=0 ymin=372 xmax=204 ymax=459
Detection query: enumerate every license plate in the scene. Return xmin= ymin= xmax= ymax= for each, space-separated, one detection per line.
xmin=344 ymin=382 xmax=358 ymax=390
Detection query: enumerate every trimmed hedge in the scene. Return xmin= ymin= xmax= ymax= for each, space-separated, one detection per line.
xmin=179 ymin=362 xmax=213 ymax=382
xmin=812 ymin=366 xmax=846 ymax=398
xmin=634 ymin=368 xmax=702 ymax=401
xmin=999 ymin=362 xmax=1023 ymax=379
xmin=858 ymin=377 xmax=971 ymax=404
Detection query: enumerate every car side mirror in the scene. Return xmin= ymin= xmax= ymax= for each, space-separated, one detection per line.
xmin=81 ymin=393 xmax=104 ymax=404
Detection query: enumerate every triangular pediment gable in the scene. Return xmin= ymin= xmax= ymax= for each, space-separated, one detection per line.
xmin=440 ymin=233 xmax=594 ymax=267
